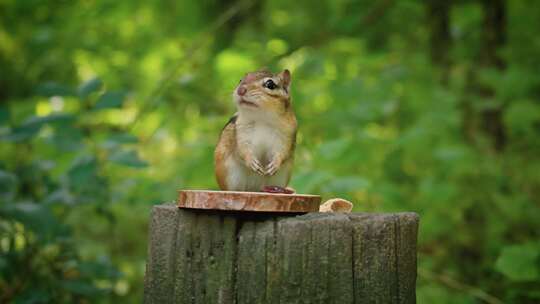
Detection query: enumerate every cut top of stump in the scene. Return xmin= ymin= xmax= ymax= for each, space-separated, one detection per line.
xmin=177 ymin=190 xmax=321 ymax=213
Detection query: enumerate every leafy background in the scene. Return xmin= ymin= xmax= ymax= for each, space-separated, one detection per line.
xmin=1 ymin=0 xmax=540 ymax=303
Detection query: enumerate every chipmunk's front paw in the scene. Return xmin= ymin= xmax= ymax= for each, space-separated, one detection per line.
xmin=265 ymin=159 xmax=281 ymax=176
xmin=248 ymin=158 xmax=266 ymax=175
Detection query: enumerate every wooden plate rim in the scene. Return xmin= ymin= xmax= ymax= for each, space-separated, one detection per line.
xmin=177 ymin=189 xmax=321 ymax=213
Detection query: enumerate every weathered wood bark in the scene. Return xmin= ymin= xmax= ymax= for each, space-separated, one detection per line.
xmin=144 ymin=204 xmax=419 ymax=304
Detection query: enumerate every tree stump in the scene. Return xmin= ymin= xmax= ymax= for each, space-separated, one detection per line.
xmin=144 ymin=204 xmax=419 ymax=304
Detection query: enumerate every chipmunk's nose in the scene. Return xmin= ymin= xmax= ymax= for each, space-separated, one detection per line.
xmin=237 ymin=86 xmax=247 ymax=96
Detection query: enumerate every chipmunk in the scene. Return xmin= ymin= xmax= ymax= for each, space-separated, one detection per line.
xmin=214 ymin=69 xmax=297 ymax=192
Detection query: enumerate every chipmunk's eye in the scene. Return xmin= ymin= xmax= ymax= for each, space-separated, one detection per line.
xmin=263 ymin=79 xmax=277 ymax=90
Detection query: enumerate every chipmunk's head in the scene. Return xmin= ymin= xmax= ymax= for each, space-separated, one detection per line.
xmin=233 ymin=69 xmax=292 ymax=114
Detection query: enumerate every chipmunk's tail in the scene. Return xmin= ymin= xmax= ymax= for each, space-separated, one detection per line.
xmin=319 ymin=198 xmax=353 ymax=213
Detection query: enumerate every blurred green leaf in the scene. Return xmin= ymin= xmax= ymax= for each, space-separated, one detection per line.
xmin=108 ymin=150 xmax=148 ymax=167
xmin=49 ymin=127 xmax=84 ymax=151
xmin=94 ymin=91 xmax=126 ymax=109
xmin=14 ymin=288 xmax=51 ymax=304
xmin=68 ymin=155 xmax=98 ymax=186
xmin=504 ymin=100 xmax=540 ymax=135
xmin=322 ymin=176 xmax=370 ymax=193
xmin=101 ymin=133 xmax=139 ymax=149
xmin=495 ymin=243 xmax=540 ymax=282
xmin=78 ymin=78 xmax=103 ymax=99
xmin=0 ymin=170 xmax=17 ymax=201
xmin=61 ymin=280 xmax=105 ymax=296
xmin=22 ymin=113 xmax=75 ymax=128
xmin=0 ymin=124 xmax=40 ymax=142
xmin=36 ymin=82 xmax=76 ymax=97
xmin=0 ymin=105 xmax=9 ymax=125
xmin=318 ymin=138 xmax=350 ymax=160
xmin=2 ymin=202 xmax=65 ymax=237
xmin=109 ymin=133 xmax=138 ymax=143
xmin=292 ymin=171 xmax=332 ymax=193
xmin=44 ymin=189 xmax=75 ymax=205
xmin=0 ymin=114 xmax=75 ymax=142
xmin=78 ymin=260 xmax=121 ymax=280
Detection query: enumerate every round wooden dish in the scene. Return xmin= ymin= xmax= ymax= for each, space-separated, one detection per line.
xmin=177 ymin=190 xmax=321 ymax=213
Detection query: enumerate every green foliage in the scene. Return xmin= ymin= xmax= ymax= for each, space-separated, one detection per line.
xmin=0 ymin=77 xmax=142 ymax=302
xmin=1 ymin=0 xmax=540 ymax=303
xmin=495 ymin=243 xmax=540 ymax=282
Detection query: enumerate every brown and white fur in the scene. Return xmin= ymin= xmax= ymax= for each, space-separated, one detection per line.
xmin=215 ymin=69 xmax=297 ymax=192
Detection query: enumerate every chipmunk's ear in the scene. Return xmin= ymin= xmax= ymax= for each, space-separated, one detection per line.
xmin=280 ymin=69 xmax=291 ymax=92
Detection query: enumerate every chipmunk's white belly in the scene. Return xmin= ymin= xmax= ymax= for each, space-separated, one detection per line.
xmin=250 ymin=124 xmax=286 ymax=164
xmin=224 ymin=156 xmax=292 ymax=191
xmin=224 ymin=122 xmax=292 ymax=191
